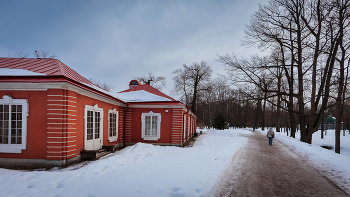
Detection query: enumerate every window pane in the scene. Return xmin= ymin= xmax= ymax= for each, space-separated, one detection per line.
xmin=4 ymin=105 xmax=9 ymax=112
xmin=17 ymin=113 xmax=22 ymax=120
xmin=152 ymin=116 xmax=158 ymax=136
xmin=0 ymin=105 xmax=2 ymax=112
xmin=17 ymin=121 xmax=22 ymax=128
xmin=17 ymin=105 xmax=22 ymax=112
xmin=17 ymin=137 xmax=21 ymax=144
xmin=4 ymin=129 xmax=8 ymax=144
xmin=4 ymin=120 xmax=8 ymax=128
xmin=11 ymin=137 xmax=16 ymax=144
xmin=95 ymin=112 xmax=100 ymax=139
xmin=11 ymin=105 xmax=16 ymax=112
xmin=0 ymin=128 xmax=3 ymax=144
xmin=87 ymin=110 xmax=93 ymax=140
xmin=145 ymin=116 xmax=151 ymax=135
xmin=11 ymin=121 xmax=16 ymax=129
xmin=11 ymin=113 xmax=16 ymax=121
xmin=87 ymin=128 xmax=93 ymax=140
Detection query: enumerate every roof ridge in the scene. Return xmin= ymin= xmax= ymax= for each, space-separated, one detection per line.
xmin=120 ymin=83 xmax=176 ymax=101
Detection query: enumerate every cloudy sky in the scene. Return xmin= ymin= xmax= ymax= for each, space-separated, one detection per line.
xmin=0 ymin=0 xmax=269 ymax=97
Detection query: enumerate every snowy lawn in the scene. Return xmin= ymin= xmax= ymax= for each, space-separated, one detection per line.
xmin=0 ymin=128 xmax=250 ymax=197
xmin=258 ymin=128 xmax=350 ymax=193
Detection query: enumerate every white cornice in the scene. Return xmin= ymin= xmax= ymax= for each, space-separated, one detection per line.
xmin=129 ymin=104 xmax=186 ymax=109
xmin=0 ymin=82 xmax=126 ymax=107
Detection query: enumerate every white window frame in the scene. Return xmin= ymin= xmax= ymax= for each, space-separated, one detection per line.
xmin=141 ymin=111 xmax=161 ymax=141
xmin=0 ymin=95 xmax=28 ymax=153
xmin=108 ymin=108 xmax=118 ymax=142
xmin=84 ymin=104 xmax=103 ymax=150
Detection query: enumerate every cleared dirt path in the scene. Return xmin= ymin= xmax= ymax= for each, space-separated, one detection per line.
xmin=213 ymin=131 xmax=349 ymax=197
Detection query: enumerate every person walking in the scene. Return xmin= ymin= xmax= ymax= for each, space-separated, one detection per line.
xmin=267 ymin=127 xmax=275 ymax=145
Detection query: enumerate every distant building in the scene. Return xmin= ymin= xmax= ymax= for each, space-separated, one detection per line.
xmin=318 ymin=115 xmax=342 ymax=130
xmin=0 ymin=57 xmax=197 ymax=168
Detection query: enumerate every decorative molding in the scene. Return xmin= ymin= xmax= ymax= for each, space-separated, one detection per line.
xmin=0 ymin=82 xmax=126 ymax=107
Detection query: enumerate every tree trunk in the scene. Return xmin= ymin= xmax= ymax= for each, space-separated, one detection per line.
xmin=321 ymin=115 xmax=324 ymax=139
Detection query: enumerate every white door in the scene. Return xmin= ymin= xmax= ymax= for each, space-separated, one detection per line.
xmin=85 ymin=105 xmax=103 ymax=150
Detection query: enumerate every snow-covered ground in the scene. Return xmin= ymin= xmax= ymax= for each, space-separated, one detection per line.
xmin=1 ymin=128 xmax=350 ymax=197
xmin=259 ymin=128 xmax=350 ymax=193
xmin=0 ymin=129 xmax=250 ymax=197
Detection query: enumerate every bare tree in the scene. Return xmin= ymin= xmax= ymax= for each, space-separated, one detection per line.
xmin=14 ymin=51 xmax=29 ymax=58
xmin=89 ymin=78 xmax=115 ymax=92
xmin=34 ymin=50 xmax=56 ymax=59
xmin=135 ymin=73 xmax=166 ymax=91
xmin=219 ymin=0 xmax=350 ymax=147
xmin=172 ymin=61 xmax=212 ymax=113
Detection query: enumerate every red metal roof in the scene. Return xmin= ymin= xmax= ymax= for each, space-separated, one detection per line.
xmin=0 ymin=57 xmax=94 ymax=85
xmin=120 ymin=81 xmax=176 ymax=101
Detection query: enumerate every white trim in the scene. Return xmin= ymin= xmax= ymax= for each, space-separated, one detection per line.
xmin=0 ymin=82 xmax=125 ymax=107
xmin=108 ymin=109 xmax=119 ymax=142
xmin=46 ymin=152 xmax=78 ymax=158
xmin=130 ymin=104 xmax=186 ymax=109
xmin=47 ymin=140 xmax=77 ymax=143
xmin=47 ymin=95 xmax=78 ymax=99
xmin=0 ymin=95 xmax=28 ymax=153
xmin=47 ymin=104 xmax=77 ymax=107
xmin=47 ymin=109 xmax=77 ymax=112
xmin=47 ymin=117 xmax=77 ymax=120
xmin=183 ymin=115 xmax=186 ymax=139
xmin=141 ymin=111 xmax=161 ymax=141
xmin=47 ymin=113 xmax=77 ymax=116
xmin=47 ymin=144 xmax=77 ymax=148
xmin=47 ymin=99 xmax=77 ymax=103
xmin=84 ymin=104 xmax=103 ymax=150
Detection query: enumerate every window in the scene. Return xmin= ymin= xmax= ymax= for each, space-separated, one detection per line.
xmin=108 ymin=109 xmax=118 ymax=142
xmin=141 ymin=111 xmax=161 ymax=141
xmin=0 ymin=95 xmax=28 ymax=153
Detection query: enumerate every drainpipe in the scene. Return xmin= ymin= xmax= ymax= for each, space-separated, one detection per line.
xmin=123 ymin=103 xmax=129 ymax=147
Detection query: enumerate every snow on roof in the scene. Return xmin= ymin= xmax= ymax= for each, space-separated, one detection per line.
xmin=110 ymin=90 xmax=172 ymax=102
xmin=0 ymin=57 xmax=94 ymax=85
xmin=120 ymin=83 xmax=176 ymax=101
xmin=0 ymin=68 xmax=46 ymax=76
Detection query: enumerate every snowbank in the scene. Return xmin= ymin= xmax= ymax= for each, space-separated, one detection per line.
xmin=0 ymin=128 xmax=250 ymax=197
xmin=0 ymin=68 xmax=46 ymax=76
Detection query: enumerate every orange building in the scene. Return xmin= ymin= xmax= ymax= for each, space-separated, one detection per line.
xmin=0 ymin=57 xmax=196 ymax=168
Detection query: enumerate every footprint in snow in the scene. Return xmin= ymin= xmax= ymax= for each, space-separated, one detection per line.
xmin=56 ymin=183 xmax=64 ymax=188
xmin=27 ymin=184 xmax=36 ymax=189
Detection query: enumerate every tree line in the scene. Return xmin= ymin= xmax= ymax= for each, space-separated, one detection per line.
xmin=171 ymin=0 xmax=350 ymax=154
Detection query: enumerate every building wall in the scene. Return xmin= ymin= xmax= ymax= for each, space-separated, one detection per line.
xmin=46 ymin=89 xmax=78 ymax=162
xmin=74 ymin=93 xmax=123 ymax=152
xmin=0 ymin=87 xmax=196 ymax=167
xmin=0 ymin=90 xmax=47 ymax=160
xmin=127 ymin=107 xmax=173 ymax=145
xmin=171 ymin=108 xmax=183 ymax=145
xmin=0 ymin=87 xmax=125 ymax=167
